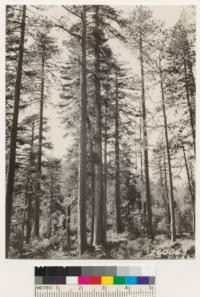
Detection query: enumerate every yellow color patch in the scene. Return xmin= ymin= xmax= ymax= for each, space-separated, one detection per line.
xmin=101 ymin=276 xmax=113 ymax=285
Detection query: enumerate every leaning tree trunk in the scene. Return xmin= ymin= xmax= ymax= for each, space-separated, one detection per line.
xmin=93 ymin=5 xmax=104 ymax=246
xmin=183 ymin=60 xmax=195 ymax=153
xmin=78 ymin=5 xmax=87 ymax=255
xmin=139 ymin=19 xmax=153 ymax=239
xmin=114 ymin=69 xmax=123 ymax=233
xmin=34 ymin=34 xmax=46 ymax=237
xmin=6 ymin=5 xmax=26 ymax=258
xmin=181 ymin=139 xmax=195 ymax=233
xmin=159 ymin=59 xmax=176 ymax=241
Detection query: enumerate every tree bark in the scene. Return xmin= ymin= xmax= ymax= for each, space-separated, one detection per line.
xmin=78 ymin=5 xmax=87 ymax=254
xmin=93 ymin=5 xmax=104 ymax=246
xmin=159 ymin=156 xmax=170 ymax=235
xmin=159 ymin=59 xmax=176 ymax=241
xmin=6 ymin=5 xmax=26 ymax=258
xmin=26 ymin=121 xmax=35 ymax=243
xmin=183 ymin=60 xmax=195 ymax=153
xmin=90 ymin=136 xmax=95 ymax=246
xmin=181 ymin=139 xmax=195 ymax=232
xmin=102 ymin=102 xmax=108 ymax=243
xmin=139 ymin=14 xmax=153 ymax=239
xmin=48 ymin=179 xmax=53 ymax=238
xmin=139 ymin=108 xmax=146 ymax=226
xmin=163 ymin=152 xmax=171 ymax=234
xmin=34 ymin=34 xmax=46 ymax=237
xmin=114 ymin=69 xmax=123 ymax=233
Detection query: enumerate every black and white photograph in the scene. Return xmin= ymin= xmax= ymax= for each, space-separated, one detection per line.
xmin=5 ymin=4 xmax=196 ymax=259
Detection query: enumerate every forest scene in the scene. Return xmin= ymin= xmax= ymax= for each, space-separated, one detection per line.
xmin=6 ymin=5 xmax=195 ymax=259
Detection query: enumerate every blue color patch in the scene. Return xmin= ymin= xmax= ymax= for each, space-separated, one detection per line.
xmin=137 ymin=277 xmax=149 ymax=284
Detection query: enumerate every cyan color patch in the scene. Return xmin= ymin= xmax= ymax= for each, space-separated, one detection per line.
xmin=125 ymin=276 xmax=137 ymax=284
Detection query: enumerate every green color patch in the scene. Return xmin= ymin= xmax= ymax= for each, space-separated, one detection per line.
xmin=114 ymin=276 xmax=126 ymax=284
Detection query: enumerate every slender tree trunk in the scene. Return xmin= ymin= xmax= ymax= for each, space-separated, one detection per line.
xmin=20 ymin=174 xmax=30 ymax=254
xmin=34 ymin=35 xmax=46 ymax=237
xmin=48 ymin=180 xmax=53 ymax=238
xmin=90 ymin=136 xmax=95 ymax=246
xmin=93 ymin=5 xmax=103 ymax=246
xmin=181 ymin=139 xmax=195 ymax=232
xmin=66 ymin=205 xmax=71 ymax=247
xmin=26 ymin=121 xmax=35 ymax=243
xmin=139 ymin=108 xmax=146 ymax=227
xmin=102 ymin=102 xmax=108 ymax=243
xmin=6 ymin=5 xmax=26 ymax=257
xmin=102 ymin=71 xmax=110 ymax=243
xmin=159 ymin=156 xmax=170 ymax=235
xmin=159 ymin=59 xmax=176 ymax=241
xmin=183 ymin=60 xmax=195 ymax=152
xmin=114 ymin=70 xmax=123 ymax=233
xmin=163 ymin=152 xmax=171 ymax=234
xmin=78 ymin=5 xmax=87 ymax=254
xmin=139 ymin=17 xmax=153 ymax=239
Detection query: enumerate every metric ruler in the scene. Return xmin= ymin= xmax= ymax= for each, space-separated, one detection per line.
xmin=35 ymin=266 xmax=156 ymax=297
xmin=35 ymin=284 xmax=155 ymax=297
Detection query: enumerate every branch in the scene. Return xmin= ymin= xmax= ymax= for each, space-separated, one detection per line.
xmin=53 ymin=23 xmax=81 ymax=40
xmin=62 ymin=5 xmax=82 ymax=18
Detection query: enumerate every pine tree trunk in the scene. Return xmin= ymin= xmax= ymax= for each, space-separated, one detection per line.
xmin=114 ymin=70 xmax=123 ymax=233
xmin=159 ymin=156 xmax=170 ymax=235
xmin=183 ymin=60 xmax=195 ymax=152
xmin=139 ymin=108 xmax=146 ymax=227
xmin=139 ymin=18 xmax=153 ymax=239
xmin=6 ymin=5 xmax=26 ymax=258
xmin=93 ymin=5 xmax=103 ymax=246
xmin=159 ymin=60 xmax=176 ymax=241
xmin=181 ymin=139 xmax=195 ymax=233
xmin=78 ymin=5 xmax=87 ymax=254
xmin=90 ymin=136 xmax=95 ymax=246
xmin=163 ymin=152 xmax=171 ymax=235
xmin=34 ymin=35 xmax=46 ymax=237
xmin=102 ymin=102 xmax=108 ymax=243
xmin=26 ymin=121 xmax=35 ymax=243
xmin=49 ymin=181 xmax=53 ymax=238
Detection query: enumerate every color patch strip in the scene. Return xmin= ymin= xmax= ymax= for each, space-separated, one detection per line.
xmin=101 ymin=276 xmax=113 ymax=285
xmin=35 ymin=275 xmax=155 ymax=285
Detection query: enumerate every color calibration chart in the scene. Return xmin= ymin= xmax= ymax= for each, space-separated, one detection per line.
xmin=35 ymin=266 xmax=156 ymax=297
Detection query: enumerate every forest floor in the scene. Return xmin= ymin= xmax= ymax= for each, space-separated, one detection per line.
xmin=15 ymin=231 xmax=195 ymax=259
